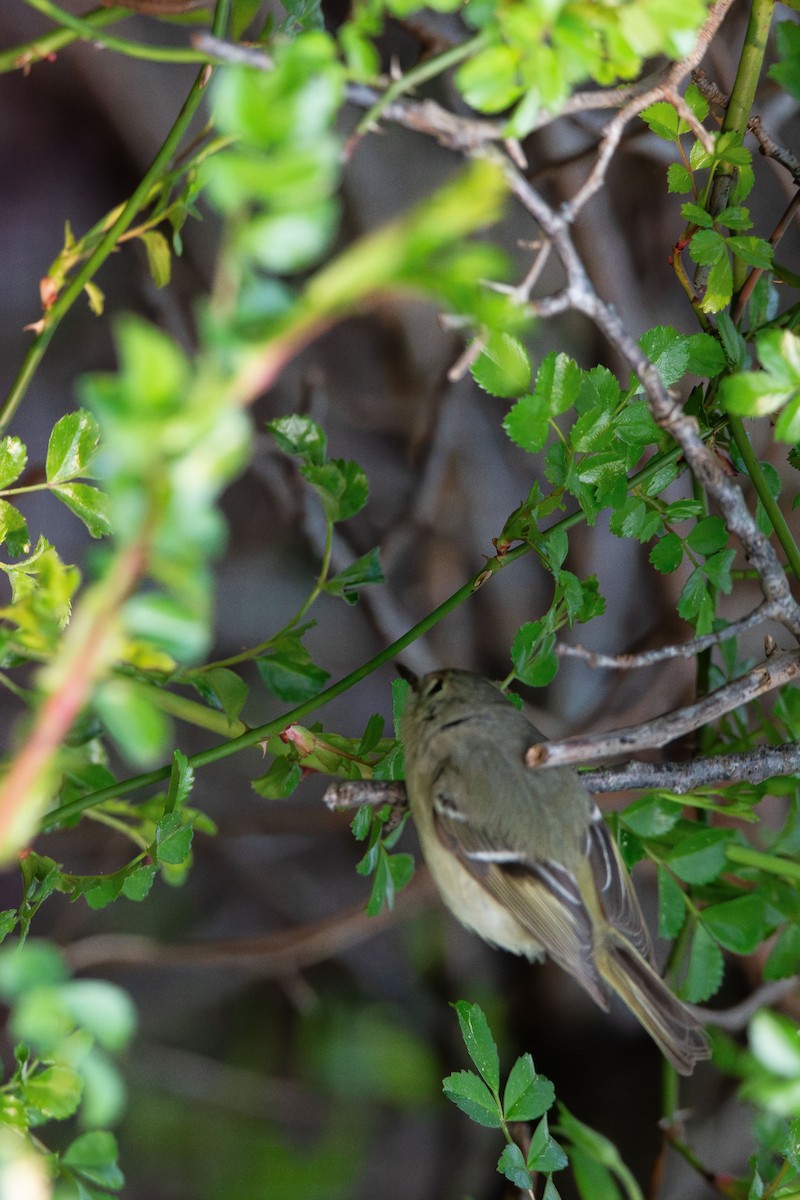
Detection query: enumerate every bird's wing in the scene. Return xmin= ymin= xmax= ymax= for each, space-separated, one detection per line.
xmin=431 ymin=772 xmax=609 ymax=1008
xmin=585 ymin=804 xmax=655 ymax=964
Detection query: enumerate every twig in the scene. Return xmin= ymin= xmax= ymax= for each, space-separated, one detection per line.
xmin=560 ymin=0 xmax=734 ymax=220
xmin=65 ymin=871 xmax=436 ymax=972
xmin=556 ymin=602 xmax=781 ymax=669
xmin=323 ymin=779 xmax=407 ymax=812
xmin=587 ymin=741 xmax=800 ymax=792
xmin=526 ymin=650 xmax=800 ymax=767
xmin=694 ymin=976 xmax=799 ymax=1030
xmin=748 ymin=115 xmax=800 ymax=184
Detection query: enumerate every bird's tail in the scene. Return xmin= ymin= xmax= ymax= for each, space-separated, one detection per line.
xmin=599 ymin=939 xmax=710 ymax=1075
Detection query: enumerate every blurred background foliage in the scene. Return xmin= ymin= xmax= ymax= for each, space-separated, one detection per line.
xmin=0 ymin=0 xmax=799 ymax=1197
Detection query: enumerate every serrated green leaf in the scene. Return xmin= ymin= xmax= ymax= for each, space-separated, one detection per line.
xmin=252 ymin=757 xmax=303 ymax=799
xmin=94 ymin=679 xmax=170 ymax=767
xmin=45 ymin=410 xmax=101 ymax=484
xmin=685 ymin=332 xmax=727 ymax=378
xmin=702 ymin=253 xmax=734 ymax=313
xmin=302 ymin=458 xmax=368 ymax=521
xmin=504 ymin=1053 xmax=554 ymax=1121
xmin=681 ymin=201 xmax=713 ymax=228
xmin=53 ymin=482 xmax=111 ymax=538
xmin=667 ymin=828 xmax=729 ymax=883
xmin=154 ymin=812 xmax=194 ymax=865
xmin=257 ymin=629 xmax=330 ymax=703
xmin=498 ymin=1143 xmax=532 ymax=1189
xmin=649 ymin=533 xmax=683 ymax=573
xmin=511 ymin=620 xmax=558 ymax=687
xmin=442 ymin=1069 xmax=502 ymax=1127
xmin=658 ymin=868 xmax=686 ymax=939
xmin=667 ymin=163 xmax=693 ymax=193
xmin=453 ymin=1000 xmax=499 ymax=1091
xmin=268 ymin=415 xmax=327 ymax=465
xmin=528 ymin=1113 xmax=569 ymax=1173
xmin=323 ymin=546 xmax=383 ymax=601
xmin=639 ymin=326 xmax=691 ymax=388
xmin=681 ymin=920 xmax=725 ymax=1003
xmin=727 ymin=236 xmax=773 ymax=269
xmin=121 ymin=863 xmax=157 ymax=902
xmin=640 ymin=101 xmax=680 ymax=139
xmin=472 ymin=332 xmax=531 ymax=397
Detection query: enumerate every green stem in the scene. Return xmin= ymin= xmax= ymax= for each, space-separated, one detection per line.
xmin=0 ymin=0 xmax=230 ymax=434
xmin=22 ymin=0 xmax=214 ymax=64
xmin=142 ymin=683 xmax=246 ymax=737
xmin=728 ymin=416 xmax=800 ymax=580
xmin=354 ymin=32 xmax=490 ymax=137
xmin=726 ymin=844 xmax=800 ymax=882
xmin=0 ymin=5 xmax=130 ymax=73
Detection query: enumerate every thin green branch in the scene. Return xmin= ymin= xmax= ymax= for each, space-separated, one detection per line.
xmin=0 ymin=4 xmax=130 ymax=73
xmin=0 ymin=0 xmax=230 ymax=434
xmin=22 ymin=0 xmax=214 ymax=64
xmin=728 ymin=416 xmax=800 ymax=581
xmin=726 ymin=843 xmax=800 ymax=883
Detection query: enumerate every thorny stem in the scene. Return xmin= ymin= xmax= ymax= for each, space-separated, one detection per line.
xmin=22 ymin=0 xmax=213 ymax=64
xmin=0 ymin=4 xmax=130 ymax=72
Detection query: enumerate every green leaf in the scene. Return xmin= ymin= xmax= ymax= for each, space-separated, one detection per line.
xmin=0 ymin=499 xmax=30 ymax=556
xmin=167 ymin=749 xmax=195 ymax=813
xmin=677 ymin=566 xmax=712 ymax=632
xmin=511 ymin=620 xmax=558 ymax=687
xmin=257 ymin=628 xmax=330 ymax=702
xmin=667 ymin=828 xmax=729 ymax=883
xmin=45 ymin=410 xmax=101 ymax=484
xmin=62 ymin=1131 xmax=124 ymax=1192
xmin=0 ymin=435 xmax=27 ymax=488
xmin=58 ymin=979 xmax=136 ymax=1051
xmin=727 ymin=236 xmax=773 ymax=269
xmin=667 ymin=163 xmax=693 ymax=193
xmin=701 ymin=893 xmax=767 ymax=954
xmin=94 ymin=679 xmax=170 ymax=767
xmin=252 ymin=757 xmax=303 ymax=799
xmin=453 ymin=1000 xmax=499 ymax=1092
xmin=702 ymin=548 xmax=735 ymax=592
xmin=124 ymin=592 xmax=208 ymax=664
xmin=456 ymin=45 xmax=522 ymax=113
xmin=357 ymin=713 xmax=385 ymax=755
xmin=764 ymin=923 xmax=800 ymax=981
xmin=23 ymin=1064 xmax=82 ymax=1119
xmin=681 ymin=201 xmax=713 ymax=228
xmin=323 ymin=546 xmax=383 ymax=602
xmin=302 ymin=458 xmax=369 ymax=521
xmin=53 ymin=482 xmax=111 ymax=538
xmin=192 ymin=667 xmax=249 ymax=725
xmin=770 ymin=20 xmax=800 ymax=101
xmin=620 ymin=794 xmax=681 ymax=837
xmin=681 ymin=920 xmax=725 ymax=1003
xmin=498 ymin=1143 xmax=532 ymax=1189
xmin=268 ymin=415 xmax=327 ymax=465
xmin=639 ymin=326 xmax=690 ymax=388
xmin=141 ymin=229 xmax=172 ymax=289
xmin=685 ymin=332 xmax=727 ymax=378
xmin=503 ymin=1052 xmax=554 ymax=1121
xmin=471 ymin=333 xmax=532 ymax=398
xmin=504 ymin=393 xmax=550 ymax=453
xmin=649 ymin=533 xmax=683 ymax=574
xmin=558 ymin=1106 xmax=642 ymax=1200
xmin=154 ymin=812 xmax=194 ymax=865
xmin=703 ymin=253 xmax=734 ymax=313
xmin=686 ymin=515 xmax=727 ymax=556
xmin=528 ymin=1113 xmax=569 ymax=1173
xmin=657 ymin=868 xmax=686 ymax=939
xmin=640 ymin=101 xmax=680 ymax=139
xmin=442 ymin=1069 xmax=502 ymax=1128
xmin=121 ymin=863 xmax=157 ymax=902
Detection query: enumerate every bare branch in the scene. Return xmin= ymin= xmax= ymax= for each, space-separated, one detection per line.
xmin=556 ymin=602 xmax=782 ymax=669
xmin=526 ymin=650 xmax=800 ymax=767
xmin=694 ymin=977 xmax=800 ymax=1031
xmin=587 ymin=741 xmax=800 ymax=793
xmin=323 ymin=779 xmax=408 ymax=812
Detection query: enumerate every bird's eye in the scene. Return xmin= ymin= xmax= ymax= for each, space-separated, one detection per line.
xmin=424 ymin=676 xmax=444 ymax=698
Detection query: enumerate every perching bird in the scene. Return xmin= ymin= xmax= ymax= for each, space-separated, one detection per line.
xmin=401 ymin=668 xmax=709 ymax=1075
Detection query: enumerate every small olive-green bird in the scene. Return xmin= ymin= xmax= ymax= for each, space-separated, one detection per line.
xmin=401 ymin=668 xmax=709 ymax=1075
